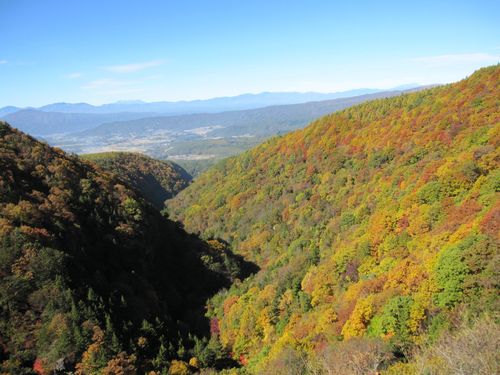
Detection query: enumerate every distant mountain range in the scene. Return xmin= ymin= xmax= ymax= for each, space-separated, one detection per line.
xmin=0 ymin=109 xmax=155 ymax=135
xmin=0 ymin=86 xmax=421 ymax=117
xmin=39 ymin=87 xmax=431 ymax=174
xmin=1 ymin=85 xmax=430 ymax=175
xmin=76 ymin=89 xmax=422 ymax=139
xmin=0 ymin=106 xmax=20 ymax=117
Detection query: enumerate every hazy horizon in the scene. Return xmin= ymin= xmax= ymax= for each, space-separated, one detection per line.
xmin=1 ymin=84 xmax=425 ymax=109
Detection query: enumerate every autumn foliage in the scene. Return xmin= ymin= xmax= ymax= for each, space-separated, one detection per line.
xmin=169 ymin=65 xmax=500 ymax=372
xmin=81 ymin=151 xmax=191 ymax=209
xmin=0 ymin=124 xmax=247 ymax=373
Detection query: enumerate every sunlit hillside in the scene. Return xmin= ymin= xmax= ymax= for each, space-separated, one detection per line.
xmin=169 ymin=65 xmax=500 ymax=373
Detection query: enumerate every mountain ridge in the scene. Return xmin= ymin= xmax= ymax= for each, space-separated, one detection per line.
xmin=1 ymin=85 xmax=423 ymax=116
xmin=0 ymin=109 xmax=155 ymax=136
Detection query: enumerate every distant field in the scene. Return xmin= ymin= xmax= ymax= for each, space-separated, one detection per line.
xmin=164 ymin=136 xmax=267 ymax=176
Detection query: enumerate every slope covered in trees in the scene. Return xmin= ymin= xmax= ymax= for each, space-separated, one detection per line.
xmin=0 ymin=122 xmax=254 ymax=373
xmin=81 ymin=152 xmax=191 ymax=209
xmin=169 ymin=65 xmax=500 ymax=373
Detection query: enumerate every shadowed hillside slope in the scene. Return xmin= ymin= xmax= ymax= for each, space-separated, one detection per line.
xmin=81 ymin=152 xmax=191 ymax=209
xmin=0 ymin=122 xmax=254 ymax=373
xmin=169 ymin=66 xmax=500 ymax=373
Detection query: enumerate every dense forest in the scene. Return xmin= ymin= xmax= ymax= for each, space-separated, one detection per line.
xmin=81 ymin=152 xmax=191 ymax=210
xmin=0 ymin=123 xmax=255 ymax=374
xmin=169 ymin=65 xmax=500 ymax=373
xmin=0 ymin=65 xmax=498 ymax=374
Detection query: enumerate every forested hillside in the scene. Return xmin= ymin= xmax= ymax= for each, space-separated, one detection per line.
xmin=169 ymin=65 xmax=500 ymax=373
xmin=81 ymin=152 xmax=190 ymax=209
xmin=0 ymin=122 xmax=253 ymax=374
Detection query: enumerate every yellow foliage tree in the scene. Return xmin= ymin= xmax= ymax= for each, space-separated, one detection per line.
xmin=341 ymin=295 xmax=376 ymax=339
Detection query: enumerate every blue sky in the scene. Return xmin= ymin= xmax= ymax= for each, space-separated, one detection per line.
xmin=1 ymin=0 xmax=499 ymax=107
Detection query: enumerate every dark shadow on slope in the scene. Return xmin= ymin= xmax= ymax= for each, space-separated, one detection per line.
xmin=138 ymin=172 xmax=178 ymax=209
xmin=63 ymin=205 xmax=260 ymax=350
xmin=170 ymin=162 xmax=193 ymax=183
xmin=0 ymin=122 xmax=257 ymax=372
xmin=206 ymin=237 xmax=260 ymax=280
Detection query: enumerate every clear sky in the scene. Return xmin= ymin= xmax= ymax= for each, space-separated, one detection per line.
xmin=1 ymin=0 xmax=499 ymax=107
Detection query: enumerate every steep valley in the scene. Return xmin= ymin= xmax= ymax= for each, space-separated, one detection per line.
xmin=0 ymin=66 xmax=498 ymax=374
